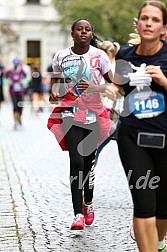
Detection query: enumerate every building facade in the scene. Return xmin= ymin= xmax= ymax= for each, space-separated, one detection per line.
xmin=0 ymin=0 xmax=71 ymax=72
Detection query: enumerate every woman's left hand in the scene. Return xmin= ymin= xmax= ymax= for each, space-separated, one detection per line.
xmin=146 ymin=65 xmax=167 ymax=91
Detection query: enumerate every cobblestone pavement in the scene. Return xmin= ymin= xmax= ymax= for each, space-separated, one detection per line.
xmin=0 ymin=101 xmax=138 ymax=252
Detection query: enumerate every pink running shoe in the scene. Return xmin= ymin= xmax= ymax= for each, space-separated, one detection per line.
xmin=83 ymin=202 xmax=95 ymax=225
xmin=71 ymin=214 xmax=85 ymax=230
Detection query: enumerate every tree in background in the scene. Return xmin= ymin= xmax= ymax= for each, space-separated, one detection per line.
xmin=52 ymin=0 xmax=167 ymax=44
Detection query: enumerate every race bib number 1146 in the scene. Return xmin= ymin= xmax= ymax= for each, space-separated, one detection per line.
xmin=128 ymin=91 xmax=165 ymax=119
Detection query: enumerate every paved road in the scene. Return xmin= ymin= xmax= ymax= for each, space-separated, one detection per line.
xmin=0 ymin=101 xmax=138 ymax=252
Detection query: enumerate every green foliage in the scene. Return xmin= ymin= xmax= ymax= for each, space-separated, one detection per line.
xmin=52 ymin=0 xmax=167 ymax=44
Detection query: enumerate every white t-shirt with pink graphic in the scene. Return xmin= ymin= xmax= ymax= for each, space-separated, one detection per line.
xmin=52 ymin=45 xmax=111 ymax=123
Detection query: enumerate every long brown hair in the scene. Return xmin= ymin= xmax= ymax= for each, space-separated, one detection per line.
xmin=138 ymin=1 xmax=167 ymax=25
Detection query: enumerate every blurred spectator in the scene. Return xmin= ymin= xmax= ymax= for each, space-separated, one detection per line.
xmin=29 ymin=64 xmax=43 ymax=115
xmin=41 ymin=71 xmax=51 ymax=111
xmin=46 ymin=54 xmax=55 ymax=95
xmin=5 ymin=57 xmax=26 ymax=129
xmin=20 ymin=58 xmax=32 ymax=92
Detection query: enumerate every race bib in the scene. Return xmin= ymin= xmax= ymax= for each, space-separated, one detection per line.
xmin=128 ymin=91 xmax=165 ymax=119
xmin=13 ymin=83 xmax=23 ymax=92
